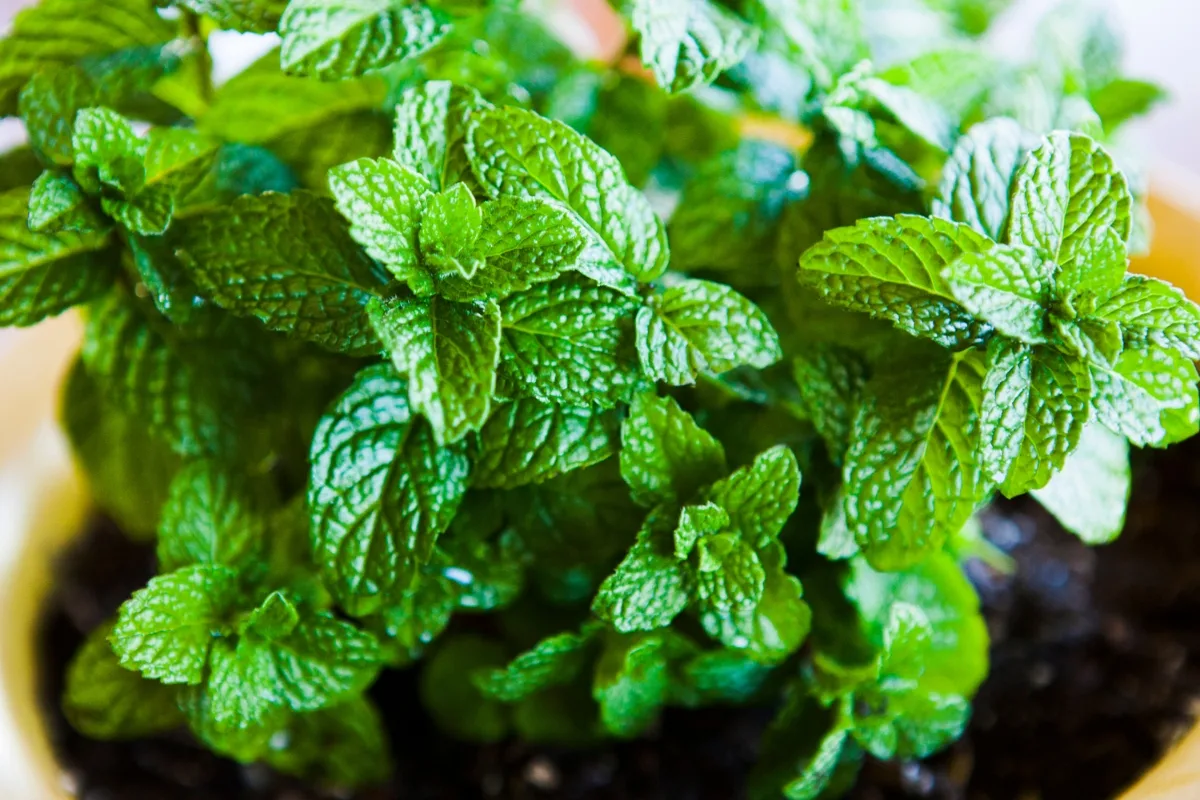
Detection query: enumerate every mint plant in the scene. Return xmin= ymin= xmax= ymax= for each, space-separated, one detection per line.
xmin=2 ymin=0 xmax=1196 ymax=795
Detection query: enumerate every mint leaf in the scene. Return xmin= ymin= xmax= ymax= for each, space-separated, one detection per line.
xmin=696 ymin=534 xmax=767 ymax=638
xmin=473 ymin=628 xmax=595 ymax=702
xmin=636 ymin=278 xmax=782 ymax=386
xmin=1053 ymin=226 xmax=1127 ymax=298
xmin=750 ymin=691 xmax=848 ymax=800
xmin=176 ymin=0 xmax=289 ymax=33
xmin=793 ymin=346 xmax=868 ymax=463
xmin=1091 ymin=78 xmax=1167 ymax=134
xmin=19 ymin=67 xmax=101 ymax=167
xmin=980 ymin=341 xmax=1091 ymax=496
xmin=328 ymin=156 xmax=432 ymax=289
xmin=63 ymin=622 xmax=183 ymax=740
xmin=620 ymin=392 xmax=727 ymax=508
xmin=1090 ymin=345 xmax=1200 ymax=448
xmin=175 ymin=190 xmax=385 ymax=354
xmin=61 ymin=360 xmax=180 ymax=540
xmin=1032 ymin=422 xmax=1130 ymax=545
xmin=28 ymin=170 xmax=100 ymax=233
xmin=632 ymin=0 xmax=759 ymax=94
xmin=368 ymin=295 xmax=501 ymax=444
xmin=80 ymin=288 xmax=257 ymax=458
xmin=208 ymin=611 xmax=381 ymax=728
xmin=844 ymin=553 xmax=988 ymax=697
xmin=308 ymin=364 xmax=470 ymax=616
xmin=473 ymin=399 xmax=619 ymax=490
xmin=240 ymin=591 xmax=301 ymax=640
xmin=842 ymin=349 xmax=988 ymax=570
xmin=1008 ymin=132 xmax=1133 ymax=267
xmin=798 ymin=215 xmax=994 ymax=348
xmin=200 ymin=55 xmax=386 ymax=147
xmin=674 ymin=501 xmax=728 ymax=560
xmin=497 ymin=274 xmax=643 ymax=406
xmin=1095 ymin=275 xmax=1200 ymax=360
xmin=932 ymin=117 xmax=1030 ymax=241
xmin=467 ymin=104 xmax=669 ymax=286
xmin=593 ymin=506 xmax=692 ymax=632
xmin=0 ymin=186 xmax=114 ymax=327
xmin=265 ymin=696 xmax=392 ymax=787
xmin=157 ymin=460 xmax=265 ymax=574
xmin=71 ymin=107 xmax=144 ymax=194
xmin=110 ymin=565 xmax=239 ymax=685
xmin=438 ymin=196 xmax=590 ymax=301
xmin=393 ymin=80 xmax=489 ymax=190
xmin=945 ymin=244 xmax=1054 ymax=343
xmin=593 ymin=631 xmax=689 ymax=738
xmin=279 ymin=0 xmax=449 ymax=79
xmin=701 ymin=539 xmax=811 ymax=664
xmin=420 ymin=182 xmax=482 ymax=273
xmin=0 ymin=0 xmax=173 ymax=115
xmin=705 ymin=445 xmax=801 ymax=548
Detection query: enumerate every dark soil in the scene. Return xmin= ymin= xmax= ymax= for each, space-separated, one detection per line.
xmin=37 ymin=437 xmax=1200 ymax=800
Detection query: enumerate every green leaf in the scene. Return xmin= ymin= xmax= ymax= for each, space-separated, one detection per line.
xmin=467 ymin=104 xmax=669 ymax=285
xmin=749 ymin=690 xmax=848 ymax=800
xmin=593 ymin=632 xmax=687 ymax=738
xmin=174 ymin=190 xmax=385 ymax=354
xmin=945 ymin=244 xmax=1054 ymax=343
xmin=240 ymin=591 xmax=302 ymax=640
xmin=620 ymin=392 xmax=727 ymax=508
xmin=879 ymin=602 xmax=933 ymax=681
xmin=979 ymin=341 xmax=1092 ymax=496
xmin=328 ymin=157 xmax=433 ymax=288
xmin=421 ymin=635 xmax=510 ymax=742
xmin=1095 ymin=275 xmax=1200 ymax=360
xmin=308 ymin=364 xmax=470 ymax=616
xmin=1054 ymin=226 xmax=1127 ymax=298
xmin=798 ymin=215 xmax=994 ymax=348
xmin=932 ymin=119 xmax=1029 ymax=242
xmin=157 ymin=460 xmax=265 ymax=573
xmin=71 ymin=107 xmax=144 ymax=194
xmin=175 ymin=0 xmax=289 ymax=33
xmin=207 ymin=611 xmax=381 ymax=728
xmin=636 ymin=278 xmax=783 ymax=386
xmin=473 ymin=628 xmax=595 ymax=702
xmin=200 ymin=54 xmax=387 ymax=146
xmin=80 ymin=288 xmax=261 ymax=458
xmin=1089 ymin=345 xmax=1200 ymax=448
xmin=674 ymin=501 xmax=728 ymax=560
xmin=437 ymin=196 xmax=591 ymax=301
xmin=279 ymin=0 xmax=449 ymax=80
xmin=264 ymin=696 xmax=392 ymax=787
xmin=473 ymin=399 xmax=619 ymax=490
xmin=1032 ymin=422 xmax=1129 ymax=545
xmin=420 ymin=182 xmax=482 ymax=269
xmin=631 ymin=0 xmax=759 ymax=94
xmin=110 ymin=565 xmax=239 ymax=685
xmin=1008 ymin=132 xmax=1133 ymax=267
xmin=497 ymin=274 xmax=643 ymax=406
xmin=844 ymin=552 xmax=988 ymax=696
xmin=696 ymin=535 xmax=767 ymax=639
xmin=63 ymin=622 xmax=183 ymax=740
xmin=0 ymin=187 xmax=114 ymax=327
xmin=393 ymin=80 xmax=490 ymax=190
xmin=1090 ymin=78 xmax=1167 ymax=134
xmin=28 ymin=170 xmax=99 ymax=234
xmin=842 ymin=349 xmax=989 ymax=570
xmin=19 ymin=67 xmax=101 ymax=167
xmin=704 ymin=445 xmax=801 ymax=548
xmin=61 ymin=360 xmax=180 ymax=540
xmin=792 ymin=346 xmax=868 ymax=463
xmin=0 ymin=0 xmax=174 ymax=115
xmin=368 ymin=295 xmax=501 ymax=444
xmin=592 ymin=507 xmax=692 ymax=633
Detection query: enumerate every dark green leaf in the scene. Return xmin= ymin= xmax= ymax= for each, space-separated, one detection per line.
xmin=619 ymin=392 xmax=727 ymax=508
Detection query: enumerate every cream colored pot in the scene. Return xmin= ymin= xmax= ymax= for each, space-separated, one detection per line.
xmin=2 ymin=183 xmax=1200 ymax=798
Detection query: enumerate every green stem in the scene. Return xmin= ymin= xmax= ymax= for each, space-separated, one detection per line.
xmin=182 ymin=11 xmax=214 ymax=105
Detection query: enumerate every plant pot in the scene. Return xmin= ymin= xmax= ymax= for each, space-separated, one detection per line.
xmin=2 ymin=173 xmax=1200 ymax=798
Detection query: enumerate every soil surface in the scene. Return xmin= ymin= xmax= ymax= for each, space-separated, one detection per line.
xmin=37 ymin=437 xmax=1200 ymax=800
